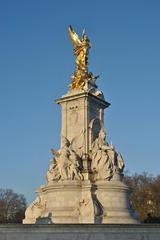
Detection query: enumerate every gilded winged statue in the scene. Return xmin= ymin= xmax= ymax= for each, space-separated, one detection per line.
xmin=68 ymin=25 xmax=93 ymax=89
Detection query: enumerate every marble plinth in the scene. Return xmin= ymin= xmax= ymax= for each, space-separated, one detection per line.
xmin=23 ymin=180 xmax=95 ymax=224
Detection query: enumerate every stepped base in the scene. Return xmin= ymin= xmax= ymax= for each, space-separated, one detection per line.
xmin=23 ymin=179 xmax=139 ymax=224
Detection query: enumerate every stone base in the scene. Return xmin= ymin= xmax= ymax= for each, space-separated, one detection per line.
xmin=23 ymin=178 xmax=139 ymax=224
xmin=95 ymin=179 xmax=139 ymax=224
xmin=23 ymin=180 xmax=95 ymax=224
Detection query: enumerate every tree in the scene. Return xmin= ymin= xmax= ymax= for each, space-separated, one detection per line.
xmin=0 ymin=189 xmax=27 ymax=223
xmin=124 ymin=172 xmax=160 ymax=223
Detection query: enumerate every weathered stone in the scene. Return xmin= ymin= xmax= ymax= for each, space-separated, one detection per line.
xmin=23 ymin=84 xmax=139 ymax=223
xmin=1 ymin=224 xmax=160 ymax=240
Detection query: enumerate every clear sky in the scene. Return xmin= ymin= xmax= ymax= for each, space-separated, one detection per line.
xmin=0 ymin=0 xmax=160 ymax=203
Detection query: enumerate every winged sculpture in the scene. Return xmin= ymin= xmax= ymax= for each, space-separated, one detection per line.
xmin=48 ymin=131 xmax=85 ymax=181
xmin=68 ymin=25 xmax=93 ymax=89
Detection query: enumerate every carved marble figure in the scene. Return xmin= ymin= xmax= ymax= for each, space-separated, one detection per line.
xmin=91 ymin=128 xmax=114 ymax=180
xmin=68 ymin=150 xmax=83 ymax=180
xmin=49 ymin=133 xmax=84 ymax=181
xmin=91 ymin=127 xmax=125 ymax=181
xmin=24 ymin=195 xmax=45 ymax=221
xmin=51 ymin=137 xmax=70 ymax=180
xmin=46 ymin=157 xmax=60 ymax=182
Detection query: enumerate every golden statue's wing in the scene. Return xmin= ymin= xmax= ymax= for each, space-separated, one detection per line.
xmin=68 ymin=25 xmax=81 ymax=48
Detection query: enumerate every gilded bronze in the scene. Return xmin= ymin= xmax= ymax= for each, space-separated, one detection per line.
xmin=68 ymin=25 xmax=93 ymax=89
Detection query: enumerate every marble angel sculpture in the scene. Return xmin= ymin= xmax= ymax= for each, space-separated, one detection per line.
xmin=47 ymin=131 xmax=85 ymax=182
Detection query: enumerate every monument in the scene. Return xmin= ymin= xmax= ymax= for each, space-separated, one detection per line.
xmin=23 ymin=26 xmax=139 ymax=224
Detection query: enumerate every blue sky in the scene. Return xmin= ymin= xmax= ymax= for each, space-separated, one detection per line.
xmin=0 ymin=0 xmax=160 ymax=202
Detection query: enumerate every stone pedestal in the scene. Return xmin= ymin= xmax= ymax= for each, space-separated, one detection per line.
xmin=56 ymin=88 xmax=110 ymax=153
xmin=23 ymin=180 xmax=96 ymax=224
xmin=95 ymin=180 xmax=139 ymax=224
xmin=23 ymin=82 xmax=139 ymax=224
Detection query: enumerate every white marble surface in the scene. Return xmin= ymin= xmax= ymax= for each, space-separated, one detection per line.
xmin=23 ymin=87 xmax=139 ymax=224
